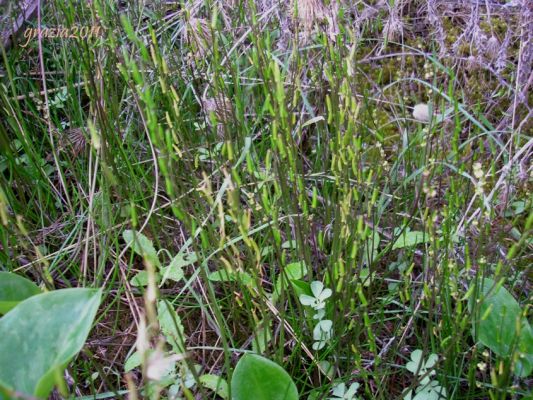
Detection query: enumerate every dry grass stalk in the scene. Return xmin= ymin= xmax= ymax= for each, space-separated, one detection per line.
xmin=427 ymin=0 xmax=446 ymax=55
xmin=184 ymin=17 xmax=212 ymax=58
xmin=293 ymin=0 xmax=326 ymax=33
xmin=202 ymin=93 xmax=233 ymax=139
xmin=202 ymin=93 xmax=232 ymax=123
xmin=292 ymin=0 xmax=341 ymax=41
xmin=383 ymin=9 xmax=403 ymax=42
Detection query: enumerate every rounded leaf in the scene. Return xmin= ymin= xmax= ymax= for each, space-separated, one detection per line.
xmin=318 ymin=288 xmax=332 ymax=301
xmin=231 ymin=354 xmax=298 ymax=400
xmin=312 ymin=340 xmax=326 ymax=350
xmin=310 ymin=281 xmax=324 ymax=298
xmin=299 ymin=294 xmax=316 ymax=306
xmin=0 ymin=288 xmax=102 ymax=398
xmin=406 ymin=349 xmax=424 ymax=374
xmin=472 ymin=278 xmax=533 ymax=377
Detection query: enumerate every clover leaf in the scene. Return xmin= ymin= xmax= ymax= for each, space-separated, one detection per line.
xmin=329 ymin=382 xmax=360 ymax=400
xmin=312 ymin=319 xmax=333 ymax=350
xmin=299 ymin=281 xmax=332 ymax=311
xmin=406 ymin=349 xmax=438 ymax=385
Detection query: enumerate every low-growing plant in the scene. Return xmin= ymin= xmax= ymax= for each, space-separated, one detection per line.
xmin=403 ymin=349 xmax=446 ymax=400
xmin=0 ymin=0 xmax=531 ymax=398
xmin=123 ymin=230 xmax=196 ymax=287
xmin=300 ymin=280 xmax=333 ymax=350
xmin=0 ymin=276 xmax=102 ymax=399
xmin=469 ymin=278 xmax=533 ymax=377
xmin=231 ymin=354 xmax=298 ymax=400
xmin=328 ymin=382 xmax=361 ymax=400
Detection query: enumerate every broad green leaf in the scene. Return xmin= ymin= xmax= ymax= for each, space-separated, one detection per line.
xmin=392 ymin=229 xmax=429 ymax=250
xmin=199 ymin=374 xmax=229 ymax=400
xmin=208 ymin=270 xmax=253 ymax=286
xmin=0 ymin=288 xmax=102 ymax=398
xmin=516 ymin=326 xmax=533 ymax=377
xmin=123 ymin=230 xmax=160 ymax=267
xmin=272 ymin=261 xmax=308 ymax=301
xmin=473 ymin=278 xmax=522 ymax=354
xmin=159 ymin=264 xmax=184 ymax=284
xmin=471 ymin=278 xmax=532 ymax=377
xmin=0 ymin=272 xmax=41 ymax=314
xmin=289 ymin=280 xmax=311 ymax=298
xmin=231 ymin=354 xmax=298 ymax=400
xmin=158 ymin=300 xmax=186 ymax=353
xmin=260 ymin=246 xmax=274 ymax=257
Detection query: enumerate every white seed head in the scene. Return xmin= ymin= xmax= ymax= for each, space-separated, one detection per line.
xmin=413 ymin=103 xmax=431 ymax=122
xmin=473 ymin=162 xmax=484 ymax=179
xmin=146 ymin=350 xmax=181 ymax=381
xmin=467 ymin=55 xmax=481 ymax=71
xmin=486 ymin=35 xmax=500 ymax=60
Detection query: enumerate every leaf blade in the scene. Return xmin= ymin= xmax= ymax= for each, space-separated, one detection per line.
xmin=0 ymin=288 xmax=102 ymax=398
xmin=231 ymin=354 xmax=298 ymax=400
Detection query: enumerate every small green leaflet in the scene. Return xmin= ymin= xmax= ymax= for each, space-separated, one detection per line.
xmin=130 ymin=270 xmax=159 ymax=287
xmin=124 ymin=351 xmax=141 ymax=372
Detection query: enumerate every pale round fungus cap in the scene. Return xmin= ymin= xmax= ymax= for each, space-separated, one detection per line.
xmin=413 ymin=103 xmax=431 ymax=122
